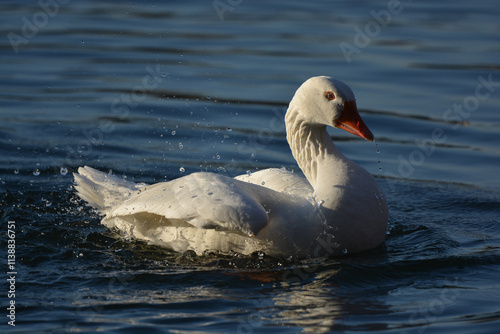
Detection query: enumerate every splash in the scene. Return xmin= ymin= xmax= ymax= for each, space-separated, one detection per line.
xmin=374 ymin=140 xmax=382 ymax=176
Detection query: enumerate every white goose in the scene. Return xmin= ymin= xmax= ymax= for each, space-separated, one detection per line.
xmin=74 ymin=76 xmax=388 ymax=258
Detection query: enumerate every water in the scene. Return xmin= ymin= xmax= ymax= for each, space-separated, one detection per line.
xmin=1 ymin=0 xmax=500 ymax=333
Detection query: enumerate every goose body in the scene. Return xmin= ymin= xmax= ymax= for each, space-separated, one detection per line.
xmin=74 ymin=76 xmax=388 ymax=258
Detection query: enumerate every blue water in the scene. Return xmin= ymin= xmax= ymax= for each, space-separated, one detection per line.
xmin=1 ymin=0 xmax=500 ymax=333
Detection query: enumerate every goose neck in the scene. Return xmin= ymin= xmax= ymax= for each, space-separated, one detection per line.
xmin=285 ymin=106 xmax=340 ymax=189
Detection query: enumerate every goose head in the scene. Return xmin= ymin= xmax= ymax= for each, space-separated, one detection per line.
xmin=290 ymin=76 xmax=374 ymax=141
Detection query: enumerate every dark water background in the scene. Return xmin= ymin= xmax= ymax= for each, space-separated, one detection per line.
xmin=1 ymin=0 xmax=499 ymax=333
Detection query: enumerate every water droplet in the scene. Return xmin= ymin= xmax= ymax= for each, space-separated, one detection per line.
xmin=261 ymin=181 xmax=266 ymax=185
xmin=343 ymin=248 xmax=348 ymax=254
xmin=226 ymin=127 xmax=232 ymax=132
xmin=178 ymin=142 xmax=183 ymax=149
xmin=246 ymin=170 xmax=252 ymax=176
xmin=179 ymin=167 xmax=185 ymax=173
xmin=171 ymin=130 xmax=176 ymax=135
xmin=214 ymin=154 xmax=220 ymax=160
xmin=13 ymin=169 xmax=19 ymax=175
xmin=60 ymin=167 xmax=68 ymax=175
xmin=265 ymin=209 xmax=271 ymax=214
xmin=33 ymin=169 xmax=40 ymax=176
xmin=375 ymin=141 xmax=382 ymax=174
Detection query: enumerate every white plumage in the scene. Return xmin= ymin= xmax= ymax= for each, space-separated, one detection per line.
xmin=74 ymin=76 xmax=388 ymax=258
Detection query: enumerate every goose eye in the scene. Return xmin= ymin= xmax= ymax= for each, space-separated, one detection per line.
xmin=325 ymin=91 xmax=335 ymax=100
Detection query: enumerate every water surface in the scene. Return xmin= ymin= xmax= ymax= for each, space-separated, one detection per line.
xmin=1 ymin=0 xmax=499 ymax=333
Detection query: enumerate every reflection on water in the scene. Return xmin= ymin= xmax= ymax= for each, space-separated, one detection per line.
xmin=273 ymin=268 xmax=344 ymax=333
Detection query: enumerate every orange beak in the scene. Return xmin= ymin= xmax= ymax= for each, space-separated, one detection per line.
xmin=335 ymin=100 xmax=374 ymax=142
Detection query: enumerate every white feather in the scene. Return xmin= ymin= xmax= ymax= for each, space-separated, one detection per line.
xmin=73 ymin=166 xmax=146 ymax=212
xmin=73 ymin=76 xmax=389 ymax=258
